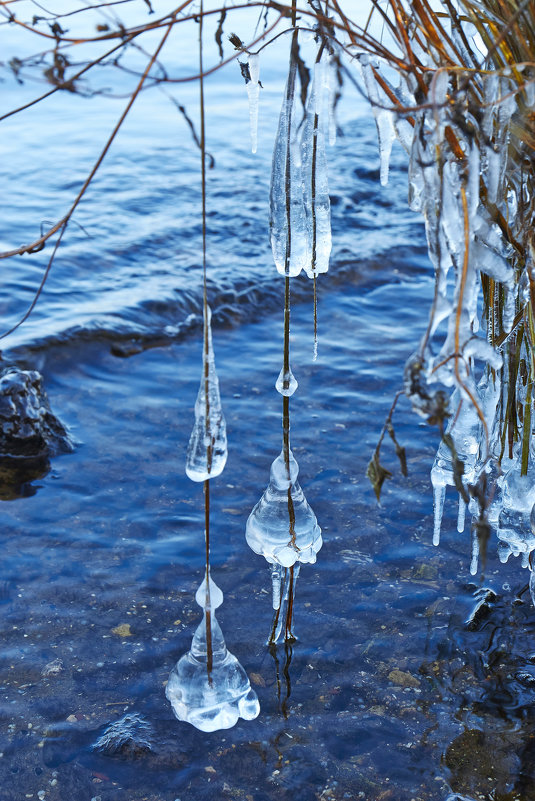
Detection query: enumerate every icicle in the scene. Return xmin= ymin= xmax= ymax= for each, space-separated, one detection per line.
xmin=273 ymin=564 xmax=300 ymax=643
xmin=470 ymin=525 xmax=479 ymax=575
xmin=359 ymin=54 xmax=395 ymax=186
xmin=269 ymin=36 xmax=309 ymax=277
xmin=457 ymin=494 xmax=467 ymax=533
xmin=432 ymin=478 xmax=446 ymax=546
xmin=326 ymin=54 xmax=338 ymax=146
xmin=246 ymin=449 xmax=322 ymax=567
xmin=246 ymin=53 xmax=260 ymax=154
xmin=530 ymin=568 xmax=535 ymax=610
xmin=185 ymin=305 xmax=228 ymax=482
xmin=301 ymin=57 xmax=331 ymax=278
xmin=430 ymin=390 xmax=480 ymax=544
xmin=276 ymin=366 xmax=298 ymax=396
xmin=271 ymin=563 xmax=283 ymax=610
xmin=166 ymin=573 xmax=260 ymax=731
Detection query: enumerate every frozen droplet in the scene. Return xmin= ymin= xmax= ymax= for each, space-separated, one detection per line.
xmin=166 ymin=575 xmax=260 ymax=732
xmin=246 ymin=449 xmax=322 ymax=567
xmin=276 ymin=366 xmax=298 ymax=396
xmin=185 ymin=307 xmax=227 ymax=482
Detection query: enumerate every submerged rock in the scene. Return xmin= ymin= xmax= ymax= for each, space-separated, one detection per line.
xmin=92 ymin=713 xmax=153 ymax=758
xmin=0 ymin=366 xmax=73 ymax=458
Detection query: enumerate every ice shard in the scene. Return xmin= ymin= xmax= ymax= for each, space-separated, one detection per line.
xmin=185 ymin=306 xmax=227 ymax=482
xmin=269 ymin=36 xmax=309 ymax=277
xmin=246 ymin=449 xmax=322 ymax=567
xmin=166 ymin=573 xmax=260 ymax=732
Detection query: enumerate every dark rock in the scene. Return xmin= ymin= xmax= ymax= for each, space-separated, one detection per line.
xmin=0 ymin=366 xmax=73 ymax=458
xmin=465 ymin=587 xmax=498 ymax=631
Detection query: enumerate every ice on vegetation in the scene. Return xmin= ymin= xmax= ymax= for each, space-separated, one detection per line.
xmin=301 ymin=57 xmax=331 ymax=278
xmin=359 ymin=54 xmax=395 ymax=186
xmin=166 ymin=573 xmax=260 ymax=732
xmin=496 ymin=467 xmax=535 ymax=568
xmin=270 ymin=562 xmax=301 ymax=643
xmin=185 ymin=306 xmax=227 ymax=482
xmin=246 ymin=53 xmax=260 ymax=154
xmin=270 ymin=43 xmax=309 ymax=277
xmin=246 ymin=449 xmax=322 ymax=567
xmin=430 ymin=391 xmax=480 ymax=544
xmin=276 ymin=366 xmax=298 ymax=397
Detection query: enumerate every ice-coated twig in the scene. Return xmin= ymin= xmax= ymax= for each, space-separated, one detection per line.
xmin=270 ymin=31 xmax=309 ymax=277
xmin=246 ymin=53 xmax=260 ymax=154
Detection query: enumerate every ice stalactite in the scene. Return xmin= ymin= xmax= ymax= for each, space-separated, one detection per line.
xmin=496 ymin=465 xmax=535 ymax=568
xmin=166 ymin=573 xmax=260 ymax=732
xmin=358 ymin=54 xmax=396 ymax=186
xmin=326 ymin=54 xmax=339 ymax=146
xmin=246 ymin=53 xmax=260 ymax=154
xmin=270 ymin=32 xmax=309 ymax=277
xmin=430 ymin=390 xmax=481 ymax=545
xmin=185 ymin=305 xmax=227 ymax=482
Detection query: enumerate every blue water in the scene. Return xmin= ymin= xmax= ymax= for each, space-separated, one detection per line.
xmin=1 ymin=6 xmax=534 ymax=801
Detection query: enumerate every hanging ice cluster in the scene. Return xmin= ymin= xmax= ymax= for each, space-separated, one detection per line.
xmin=360 ymin=27 xmax=535 ymax=590
xmin=166 ymin=574 xmax=260 ymax=731
xmin=269 ymin=40 xmax=332 ymax=279
xmin=169 ymin=306 xmax=259 ymax=731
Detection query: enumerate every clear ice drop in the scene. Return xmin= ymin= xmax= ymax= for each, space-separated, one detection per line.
xmin=269 ymin=39 xmax=309 ymax=277
xmin=185 ymin=306 xmax=228 ymax=482
xmin=276 ymin=366 xmax=298 ymax=397
xmin=246 ymin=449 xmax=322 ymax=567
xmin=166 ymin=573 xmax=260 ymax=732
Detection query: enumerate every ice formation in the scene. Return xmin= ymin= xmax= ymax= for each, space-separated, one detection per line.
xmin=301 ymin=56 xmax=331 ymax=278
xmin=359 ymin=16 xmax=535 ymax=595
xmin=185 ymin=306 xmax=228 ymax=482
xmin=246 ymin=53 xmax=260 ymax=154
xmin=269 ymin=35 xmax=309 ymax=277
xmin=430 ymin=391 xmax=481 ymax=545
xmin=166 ymin=574 xmax=260 ymax=732
xmin=246 ymin=449 xmax=322 ymax=568
xmin=276 ymin=366 xmax=298 ymax=397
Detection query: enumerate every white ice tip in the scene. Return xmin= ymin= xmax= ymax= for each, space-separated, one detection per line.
xmin=457 ymin=495 xmax=466 ymax=533
xmin=433 ymin=530 xmax=441 ymax=547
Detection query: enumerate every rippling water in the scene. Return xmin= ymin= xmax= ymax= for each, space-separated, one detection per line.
xmin=1 ymin=6 xmax=535 ymax=801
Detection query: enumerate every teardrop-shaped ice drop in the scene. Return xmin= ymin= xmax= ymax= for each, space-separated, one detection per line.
xmin=276 ymin=366 xmax=298 ymax=396
xmin=185 ymin=307 xmax=227 ymax=482
xmin=245 ymin=449 xmax=322 ymax=567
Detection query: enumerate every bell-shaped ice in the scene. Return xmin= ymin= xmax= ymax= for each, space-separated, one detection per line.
xmin=185 ymin=306 xmax=227 ymax=482
xmin=166 ymin=573 xmax=260 ymax=732
xmin=245 ymin=449 xmax=322 ymax=567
